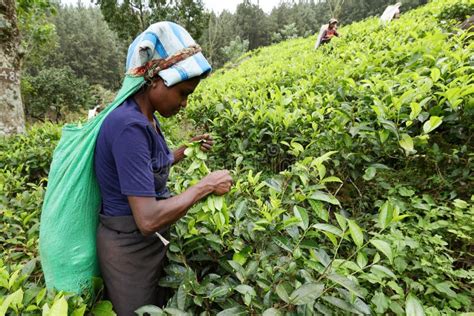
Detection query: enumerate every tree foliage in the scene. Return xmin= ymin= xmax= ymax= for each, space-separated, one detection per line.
xmin=18 ymin=4 xmax=123 ymax=121
xmin=16 ymin=0 xmax=57 ymax=67
xmin=22 ymin=66 xmax=93 ymax=122
xmin=96 ymin=0 xmax=208 ymax=43
xmin=47 ymin=5 xmax=124 ymax=89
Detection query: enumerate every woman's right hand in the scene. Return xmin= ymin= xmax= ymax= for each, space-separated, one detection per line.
xmin=201 ymin=170 xmax=233 ymax=195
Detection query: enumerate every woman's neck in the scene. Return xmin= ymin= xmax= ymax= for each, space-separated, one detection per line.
xmin=133 ymin=92 xmax=154 ymax=122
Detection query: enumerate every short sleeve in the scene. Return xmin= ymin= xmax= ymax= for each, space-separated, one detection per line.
xmin=112 ymin=123 xmax=156 ymax=196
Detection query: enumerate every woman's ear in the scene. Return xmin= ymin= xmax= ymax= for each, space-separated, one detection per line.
xmin=151 ymin=77 xmax=165 ymax=89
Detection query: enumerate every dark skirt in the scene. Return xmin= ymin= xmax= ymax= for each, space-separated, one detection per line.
xmin=97 ymin=215 xmax=170 ymax=316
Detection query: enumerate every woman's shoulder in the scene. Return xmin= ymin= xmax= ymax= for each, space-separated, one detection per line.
xmin=103 ymin=99 xmax=148 ymax=131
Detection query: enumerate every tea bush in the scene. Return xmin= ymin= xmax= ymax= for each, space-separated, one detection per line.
xmin=164 ymin=0 xmax=473 ymax=313
xmin=0 ymin=123 xmax=61 ymax=184
xmin=437 ymin=1 xmax=474 ymax=22
xmin=1 ymin=0 xmax=473 ymax=314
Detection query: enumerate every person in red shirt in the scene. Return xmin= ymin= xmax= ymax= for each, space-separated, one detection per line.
xmin=320 ymin=18 xmax=339 ymax=45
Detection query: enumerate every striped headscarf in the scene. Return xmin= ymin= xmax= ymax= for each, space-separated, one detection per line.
xmin=126 ymin=21 xmax=212 ymax=87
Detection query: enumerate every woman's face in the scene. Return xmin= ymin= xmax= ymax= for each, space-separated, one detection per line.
xmin=148 ymin=77 xmax=200 ymax=117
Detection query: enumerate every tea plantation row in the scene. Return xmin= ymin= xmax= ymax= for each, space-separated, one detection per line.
xmin=0 ymin=0 xmax=473 ymax=314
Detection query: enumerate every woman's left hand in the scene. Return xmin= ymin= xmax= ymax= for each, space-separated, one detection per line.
xmin=190 ymin=134 xmax=214 ymax=152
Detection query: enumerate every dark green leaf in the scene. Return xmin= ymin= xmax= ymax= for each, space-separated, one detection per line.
xmin=289 ymin=283 xmax=324 ymax=305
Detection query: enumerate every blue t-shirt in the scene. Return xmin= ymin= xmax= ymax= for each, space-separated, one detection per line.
xmin=94 ymin=98 xmax=174 ymax=217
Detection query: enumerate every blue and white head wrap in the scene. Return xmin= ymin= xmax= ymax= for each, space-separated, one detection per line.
xmin=126 ymin=21 xmax=212 ymax=87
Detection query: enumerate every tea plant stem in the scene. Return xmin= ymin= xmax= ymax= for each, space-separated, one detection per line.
xmin=319 ymin=260 xmax=379 ymax=297
xmin=337 ymin=228 xmax=386 ymax=266
xmin=316 ymin=228 xmax=347 ymax=282
xmin=333 ymin=179 xmax=346 ymax=197
xmin=349 ymin=178 xmax=362 ymax=197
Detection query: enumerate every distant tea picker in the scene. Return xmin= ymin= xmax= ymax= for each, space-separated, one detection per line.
xmin=314 ymin=18 xmax=339 ymax=49
xmin=380 ymin=2 xmax=402 ymax=24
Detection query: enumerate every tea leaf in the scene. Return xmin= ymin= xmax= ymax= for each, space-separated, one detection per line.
xmin=406 ymin=293 xmax=425 ymax=316
xmin=209 ymin=285 xmax=231 ymax=299
xmin=363 ymin=167 xmax=376 ymax=181
xmin=293 ymin=206 xmax=309 ymax=230
xmin=399 ymin=134 xmax=414 ymax=155
xmin=430 ymin=68 xmax=440 ymax=82
xmin=217 ymin=307 xmax=247 ymax=316
xmin=434 ymin=281 xmax=456 ymax=298
xmin=328 ymin=273 xmax=364 ymax=298
xmin=275 ymin=284 xmax=290 ymax=303
xmin=71 ymin=306 xmax=87 ymax=316
xmin=50 ymin=296 xmax=68 ymax=316
xmin=310 ymin=191 xmax=340 ymax=206
xmin=335 ymin=213 xmax=347 ymax=231
xmin=289 ymin=283 xmax=324 ymax=305
xmin=312 ymin=223 xmax=343 ymax=237
xmin=378 ymin=201 xmax=393 ymax=230
xmin=348 ymin=220 xmax=364 ymax=248
xmin=423 ymin=116 xmax=443 ymax=134
xmin=322 ymin=296 xmax=363 ymax=314
xmin=356 ymin=252 xmax=368 ymax=269
xmin=273 ymin=236 xmax=293 ymax=252
xmin=371 ymin=292 xmax=389 ymax=314
xmin=262 ymin=308 xmax=283 ymax=316
xmin=91 ymin=301 xmax=116 ymax=316
xmin=370 ymin=239 xmax=393 ymax=263
xmin=0 ymin=289 xmax=23 ymax=316
xmin=371 ymin=265 xmax=396 ymax=279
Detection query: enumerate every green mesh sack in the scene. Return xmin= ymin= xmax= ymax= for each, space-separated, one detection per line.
xmin=39 ymin=75 xmax=145 ymax=293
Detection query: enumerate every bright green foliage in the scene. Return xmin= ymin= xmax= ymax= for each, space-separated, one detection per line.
xmin=1 ymin=0 xmax=473 ymax=315
xmin=189 ymin=0 xmax=473 ymax=189
xmin=164 ymin=0 xmax=472 ymax=313
xmin=0 ymin=123 xmax=60 ymax=183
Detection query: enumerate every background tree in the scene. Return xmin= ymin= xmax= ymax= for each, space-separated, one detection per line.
xmin=18 ymin=4 xmax=123 ymax=122
xmin=0 ymin=0 xmax=26 ymax=135
xmin=16 ymin=0 xmax=57 ymax=73
xmin=200 ymin=10 xmax=237 ymax=67
xmin=220 ymin=36 xmax=249 ymax=63
xmin=47 ymin=5 xmax=124 ymax=89
xmin=234 ymin=0 xmax=270 ymax=50
xmin=326 ymin=0 xmax=346 ymax=19
xmin=271 ymin=22 xmax=298 ymax=43
xmin=22 ymin=66 xmax=93 ymax=122
xmin=95 ymin=0 xmax=156 ymax=42
xmin=164 ymin=0 xmax=208 ymax=40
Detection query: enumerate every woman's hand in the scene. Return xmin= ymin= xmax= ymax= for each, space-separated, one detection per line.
xmin=190 ymin=134 xmax=214 ymax=152
xmin=200 ymin=170 xmax=233 ymax=195
xmin=173 ymin=134 xmax=214 ymax=165
xmin=129 ymin=170 xmax=232 ymax=236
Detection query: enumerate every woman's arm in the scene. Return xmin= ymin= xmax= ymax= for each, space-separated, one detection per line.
xmin=128 ymin=170 xmax=232 ymax=235
xmin=172 ymin=134 xmax=214 ymax=165
xmin=173 ymin=145 xmax=187 ymax=164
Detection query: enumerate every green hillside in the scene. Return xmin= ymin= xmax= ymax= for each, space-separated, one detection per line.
xmin=1 ymin=0 xmax=473 ymax=314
